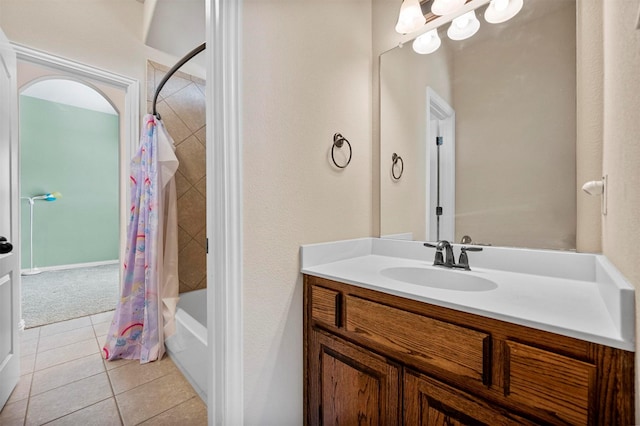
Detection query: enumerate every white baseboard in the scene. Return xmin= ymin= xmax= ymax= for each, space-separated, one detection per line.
xmin=21 ymin=259 xmax=119 ymax=274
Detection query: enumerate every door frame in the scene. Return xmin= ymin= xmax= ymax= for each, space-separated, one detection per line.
xmin=426 ymin=87 xmax=455 ymax=242
xmin=12 ymin=44 xmax=139 ymax=285
xmin=206 ymin=0 xmax=244 ymax=424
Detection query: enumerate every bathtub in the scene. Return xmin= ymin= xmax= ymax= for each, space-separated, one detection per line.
xmin=165 ymin=289 xmax=207 ymax=402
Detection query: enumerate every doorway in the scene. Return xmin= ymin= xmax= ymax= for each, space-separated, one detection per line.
xmin=19 ymin=78 xmax=120 ymax=328
xmin=13 ymin=46 xmax=139 ymax=328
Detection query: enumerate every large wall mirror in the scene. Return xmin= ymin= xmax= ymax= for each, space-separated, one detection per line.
xmin=380 ymin=0 xmax=576 ymax=250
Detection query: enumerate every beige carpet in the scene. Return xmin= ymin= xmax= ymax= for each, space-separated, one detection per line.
xmin=21 ymin=263 xmax=119 ymax=328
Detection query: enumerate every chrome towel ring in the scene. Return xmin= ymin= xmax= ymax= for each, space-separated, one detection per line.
xmin=392 ymin=153 xmax=404 ymax=180
xmin=331 ymin=133 xmax=352 ymax=169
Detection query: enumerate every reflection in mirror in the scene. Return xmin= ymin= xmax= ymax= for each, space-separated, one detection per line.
xmin=380 ymin=0 xmax=576 ymax=250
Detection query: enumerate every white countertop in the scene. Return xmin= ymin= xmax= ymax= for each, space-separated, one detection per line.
xmin=301 ymin=238 xmax=635 ymax=352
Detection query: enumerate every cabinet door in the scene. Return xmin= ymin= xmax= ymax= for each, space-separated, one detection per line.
xmin=404 ymin=371 xmax=537 ymax=426
xmin=504 ymin=341 xmax=594 ymax=425
xmin=308 ymin=330 xmax=400 ymax=426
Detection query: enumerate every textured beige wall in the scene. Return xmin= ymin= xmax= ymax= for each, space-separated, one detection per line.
xmin=599 ymin=1 xmax=640 ymax=418
xmin=147 ymin=61 xmax=207 ymax=294
xmin=380 ymin=44 xmax=453 ymax=239
xmin=454 ymin=3 xmax=576 ymax=250
xmin=243 ymin=1 xmax=372 ymax=423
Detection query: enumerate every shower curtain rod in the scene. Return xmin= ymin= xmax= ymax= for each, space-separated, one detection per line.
xmin=152 ymin=42 xmax=206 ymax=118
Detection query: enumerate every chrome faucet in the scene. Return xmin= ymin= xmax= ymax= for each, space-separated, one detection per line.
xmin=424 ymin=240 xmax=483 ymax=271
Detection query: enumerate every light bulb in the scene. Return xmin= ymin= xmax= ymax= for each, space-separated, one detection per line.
xmin=494 ymin=0 xmax=509 ymax=12
xmin=447 ymin=10 xmax=480 ymax=40
xmin=431 ymin=0 xmax=466 ymax=16
xmin=456 ymin=14 xmax=470 ymax=29
xmin=485 ymin=0 xmax=524 ymax=24
xmin=395 ymin=0 xmax=427 ymax=34
xmin=412 ymin=29 xmax=442 ymax=54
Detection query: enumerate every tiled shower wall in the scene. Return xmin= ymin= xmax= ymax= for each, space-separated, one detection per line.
xmin=147 ymin=61 xmax=206 ymax=293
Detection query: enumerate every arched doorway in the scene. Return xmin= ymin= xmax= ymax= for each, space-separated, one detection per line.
xmin=19 ymin=78 xmax=120 ymax=328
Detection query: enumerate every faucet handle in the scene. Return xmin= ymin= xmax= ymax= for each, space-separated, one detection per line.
xmin=423 ymin=242 xmax=444 ymax=266
xmin=458 ymin=246 xmax=483 ymax=271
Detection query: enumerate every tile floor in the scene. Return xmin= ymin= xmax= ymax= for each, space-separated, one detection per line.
xmin=0 ymin=311 xmax=207 ymax=426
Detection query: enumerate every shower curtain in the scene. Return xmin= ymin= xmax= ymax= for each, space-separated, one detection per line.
xmin=103 ymin=114 xmax=179 ymax=363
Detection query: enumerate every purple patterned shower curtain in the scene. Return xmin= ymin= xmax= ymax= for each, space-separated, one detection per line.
xmin=103 ymin=114 xmax=179 ymax=363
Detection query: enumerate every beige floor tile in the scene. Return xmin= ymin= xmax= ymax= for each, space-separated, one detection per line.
xmin=20 ymin=352 xmax=36 ymax=375
xmin=7 ymin=373 xmax=32 ymax=404
xmin=39 ymin=316 xmax=92 ymax=337
xmin=93 ymin=321 xmax=111 ymax=338
xmin=31 ymin=353 xmax=105 ymax=396
xmin=46 ymin=398 xmax=122 ymax=426
xmin=108 ymin=356 xmax=178 ymax=395
xmin=21 ymin=327 xmax=40 ymax=342
xmin=37 ymin=325 xmax=96 ymax=352
xmin=91 ymin=310 xmax=115 ymax=325
xmin=97 ymin=335 xmax=108 ymax=350
xmin=139 ymin=396 xmax=207 ymax=426
xmin=0 ymin=399 xmax=28 ymax=426
xmin=103 ymin=357 xmax=136 ymax=371
xmin=116 ymin=372 xmax=196 ymax=426
xmin=34 ymin=338 xmax=100 ymax=371
xmin=21 ymin=336 xmax=38 ymax=356
xmin=25 ymin=373 xmax=112 ymax=426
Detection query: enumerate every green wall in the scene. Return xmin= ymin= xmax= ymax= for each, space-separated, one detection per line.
xmin=20 ymin=95 xmax=119 ymax=269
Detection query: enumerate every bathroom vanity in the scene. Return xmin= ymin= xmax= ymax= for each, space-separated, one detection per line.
xmin=301 ymin=238 xmax=635 ymax=425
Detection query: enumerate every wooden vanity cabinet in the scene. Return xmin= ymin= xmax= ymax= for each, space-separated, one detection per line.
xmin=308 ymin=329 xmax=401 ymax=426
xmin=404 ymin=370 xmax=537 ymax=426
xmin=303 ymin=275 xmax=634 ymax=426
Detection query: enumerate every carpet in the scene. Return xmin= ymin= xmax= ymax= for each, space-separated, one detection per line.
xmin=21 ymin=263 xmax=120 ymax=328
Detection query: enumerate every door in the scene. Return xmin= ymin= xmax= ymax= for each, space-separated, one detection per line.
xmin=0 ymin=26 xmax=20 ymax=409
xmin=404 ymin=371 xmax=536 ymax=426
xmin=308 ymin=330 xmax=400 ymax=425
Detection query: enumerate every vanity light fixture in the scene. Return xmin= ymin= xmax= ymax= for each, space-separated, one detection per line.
xmin=484 ymin=0 xmax=523 ymax=24
xmin=447 ymin=10 xmax=481 ymax=40
xmin=431 ymin=0 xmax=467 ymax=16
xmin=395 ymin=0 xmax=427 ymax=34
xmin=412 ymin=29 xmax=442 ymax=54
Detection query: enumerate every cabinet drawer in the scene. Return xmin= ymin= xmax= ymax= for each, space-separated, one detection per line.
xmin=310 ymin=285 xmax=341 ymax=327
xmin=345 ymin=295 xmax=490 ymax=385
xmin=505 ymin=341 xmax=595 ymax=425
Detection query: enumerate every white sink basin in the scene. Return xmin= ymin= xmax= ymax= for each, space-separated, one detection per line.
xmin=301 ymin=238 xmax=636 ymax=350
xmin=380 ymin=266 xmax=498 ymax=292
